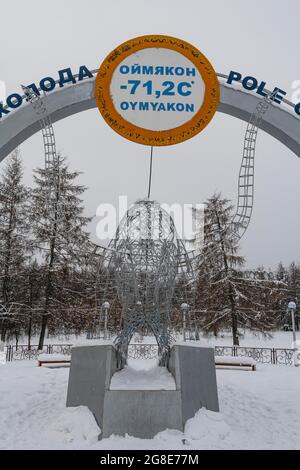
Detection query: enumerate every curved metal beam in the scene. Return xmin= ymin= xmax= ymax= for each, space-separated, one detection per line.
xmin=0 ymin=75 xmax=300 ymax=162
xmin=218 ymin=84 xmax=300 ymax=158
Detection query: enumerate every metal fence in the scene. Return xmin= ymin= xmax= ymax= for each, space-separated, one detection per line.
xmin=127 ymin=343 xmax=158 ymax=360
xmin=5 ymin=344 xmax=73 ymax=362
xmin=128 ymin=344 xmax=296 ymax=365
xmin=214 ymin=345 xmax=295 ymax=366
xmin=3 ymin=342 xmax=297 ymax=366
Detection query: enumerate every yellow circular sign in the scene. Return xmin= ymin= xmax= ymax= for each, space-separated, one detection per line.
xmin=95 ymin=35 xmax=219 ymax=146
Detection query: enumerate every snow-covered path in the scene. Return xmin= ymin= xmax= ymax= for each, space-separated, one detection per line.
xmin=0 ymin=360 xmax=299 ymax=449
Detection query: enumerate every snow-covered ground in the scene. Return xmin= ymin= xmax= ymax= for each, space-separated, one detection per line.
xmin=0 ymin=356 xmax=299 ymax=450
xmin=110 ymin=362 xmax=176 ymax=390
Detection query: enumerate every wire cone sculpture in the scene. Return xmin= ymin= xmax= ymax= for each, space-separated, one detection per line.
xmin=96 ymin=199 xmax=192 ymax=365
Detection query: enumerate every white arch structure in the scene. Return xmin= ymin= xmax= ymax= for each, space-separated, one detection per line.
xmin=0 ymin=73 xmax=299 ymax=162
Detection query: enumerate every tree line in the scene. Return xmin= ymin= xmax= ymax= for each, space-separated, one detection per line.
xmin=0 ymin=152 xmax=298 ymax=348
xmin=192 ymin=194 xmax=298 ymax=345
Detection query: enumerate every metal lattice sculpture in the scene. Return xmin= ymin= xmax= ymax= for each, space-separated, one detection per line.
xmin=92 ymin=91 xmax=277 ymax=361
xmin=22 ymin=75 xmax=275 ymax=363
xmin=99 ymin=199 xmax=193 ymax=364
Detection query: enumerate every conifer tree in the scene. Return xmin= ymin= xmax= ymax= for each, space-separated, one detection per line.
xmin=197 ymin=194 xmax=244 ymax=345
xmin=195 ymin=194 xmax=285 ymax=345
xmin=30 ymin=154 xmax=92 ymax=349
xmin=0 ymin=150 xmax=30 ymax=341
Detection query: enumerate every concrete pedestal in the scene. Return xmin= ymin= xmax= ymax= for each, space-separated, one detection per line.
xmin=66 ymin=343 xmax=219 ymax=439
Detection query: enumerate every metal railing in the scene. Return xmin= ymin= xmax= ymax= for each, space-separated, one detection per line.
xmin=4 ymin=344 xmax=73 ymax=362
xmin=127 ymin=343 xmax=158 ymax=360
xmin=127 ymin=344 xmax=296 ymax=365
xmin=214 ymin=345 xmax=295 ymax=366
xmin=3 ymin=342 xmax=297 ymax=366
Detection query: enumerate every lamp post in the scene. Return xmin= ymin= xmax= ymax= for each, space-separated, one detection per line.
xmin=102 ymin=301 xmax=110 ymax=340
xmin=136 ymin=301 xmax=143 ymax=342
xmin=0 ymin=314 xmax=5 ymax=357
xmin=181 ymin=303 xmax=189 ymax=342
xmin=288 ymin=301 xmax=299 ymax=367
xmin=288 ymin=301 xmax=297 ymax=346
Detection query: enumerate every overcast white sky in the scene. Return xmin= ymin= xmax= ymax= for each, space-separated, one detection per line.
xmin=1 ymin=0 xmax=300 ymax=269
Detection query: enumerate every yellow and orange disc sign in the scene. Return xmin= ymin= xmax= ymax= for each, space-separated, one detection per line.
xmin=95 ymin=35 xmax=219 ymax=146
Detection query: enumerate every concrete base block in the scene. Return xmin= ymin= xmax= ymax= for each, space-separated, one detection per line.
xmin=66 ymin=344 xmax=120 ymax=427
xmin=103 ymin=390 xmax=182 ymax=438
xmin=66 ymin=343 xmax=219 ymax=439
xmin=168 ymin=344 xmax=219 ymax=422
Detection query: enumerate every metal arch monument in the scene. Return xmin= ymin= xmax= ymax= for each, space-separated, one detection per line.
xmin=2 ymin=35 xmax=300 ymax=439
xmin=0 ymin=73 xmax=300 ymax=161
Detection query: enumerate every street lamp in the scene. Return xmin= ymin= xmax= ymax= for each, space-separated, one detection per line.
xmin=288 ymin=301 xmax=297 ymax=346
xmin=102 ymin=301 xmax=110 ymax=340
xmin=136 ymin=302 xmax=144 ymax=341
xmin=180 ymin=303 xmax=189 ymax=342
